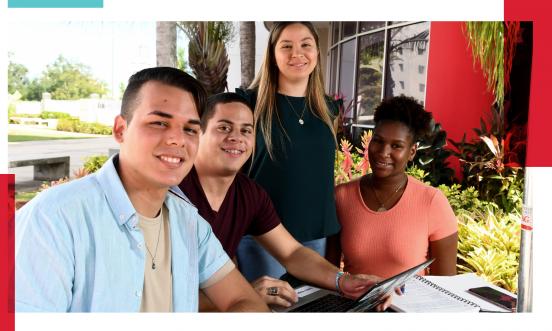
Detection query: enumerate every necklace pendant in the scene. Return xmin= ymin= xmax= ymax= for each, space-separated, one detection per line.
xmin=298 ymin=119 xmax=304 ymax=125
xmin=377 ymin=206 xmax=387 ymax=212
xmin=152 ymin=261 xmax=156 ymax=270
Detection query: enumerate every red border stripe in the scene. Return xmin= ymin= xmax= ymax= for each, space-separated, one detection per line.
xmin=506 ymin=0 xmax=552 ymax=166
xmin=1 ymin=175 xmax=15 ymax=331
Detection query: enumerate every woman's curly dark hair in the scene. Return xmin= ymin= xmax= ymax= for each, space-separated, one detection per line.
xmin=373 ymin=95 xmax=433 ymax=143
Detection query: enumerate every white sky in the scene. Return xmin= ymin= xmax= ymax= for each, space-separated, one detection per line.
xmin=7 ymin=21 xmax=157 ymax=99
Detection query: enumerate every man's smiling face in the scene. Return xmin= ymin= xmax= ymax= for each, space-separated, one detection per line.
xmin=114 ymin=80 xmax=201 ymax=189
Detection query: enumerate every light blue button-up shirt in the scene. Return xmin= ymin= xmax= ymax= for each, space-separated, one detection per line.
xmin=15 ymin=155 xmax=230 ymax=312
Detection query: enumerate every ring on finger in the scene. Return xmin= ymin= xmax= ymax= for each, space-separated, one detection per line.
xmin=266 ymin=286 xmax=279 ymax=296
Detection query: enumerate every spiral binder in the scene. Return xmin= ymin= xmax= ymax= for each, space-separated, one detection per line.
xmin=413 ymin=275 xmax=480 ymax=309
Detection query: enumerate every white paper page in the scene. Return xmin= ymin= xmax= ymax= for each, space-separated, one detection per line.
xmin=391 ymin=277 xmax=479 ymax=312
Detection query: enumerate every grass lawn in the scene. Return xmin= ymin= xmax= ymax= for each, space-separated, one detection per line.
xmin=15 ymin=191 xmax=39 ymax=210
xmin=9 ymin=134 xmax=93 ymax=142
xmin=16 ymin=191 xmax=38 ymax=202
xmin=8 ymin=126 xmax=106 ymax=142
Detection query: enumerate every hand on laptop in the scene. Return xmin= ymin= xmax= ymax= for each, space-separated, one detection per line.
xmin=251 ymin=275 xmax=299 ymax=308
xmin=340 ymin=274 xmax=394 ymax=312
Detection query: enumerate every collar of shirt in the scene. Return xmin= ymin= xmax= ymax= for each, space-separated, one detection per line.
xmin=94 ymin=154 xmax=191 ymax=228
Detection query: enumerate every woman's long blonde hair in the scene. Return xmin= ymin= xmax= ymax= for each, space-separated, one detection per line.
xmin=249 ymin=22 xmax=336 ymax=160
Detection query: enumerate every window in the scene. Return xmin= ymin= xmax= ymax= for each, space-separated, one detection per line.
xmin=360 ymin=22 xmax=385 ymax=32
xmin=356 ymin=32 xmax=384 ymax=119
xmin=332 ymin=22 xmax=339 ymax=45
xmin=384 ymin=22 xmax=430 ymax=103
xmin=338 ymin=39 xmax=356 ymax=113
xmin=342 ymin=22 xmax=357 ymax=38
xmin=328 ymin=21 xmax=430 ymax=140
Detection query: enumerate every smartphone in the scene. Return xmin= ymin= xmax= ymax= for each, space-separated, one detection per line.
xmin=468 ymin=286 xmax=517 ymax=312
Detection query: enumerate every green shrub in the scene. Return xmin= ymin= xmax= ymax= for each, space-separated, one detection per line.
xmin=456 ymin=207 xmax=520 ymax=293
xmin=56 ymin=118 xmax=79 ymax=132
xmin=83 ymin=155 xmax=108 ymax=174
xmin=405 ymin=164 xmax=429 ymax=183
xmin=40 ymin=111 xmax=72 ymax=119
xmin=8 ymin=104 xmax=16 ymax=117
xmin=57 ymin=118 xmax=112 ymax=135
xmin=438 ymin=184 xmax=496 ymax=214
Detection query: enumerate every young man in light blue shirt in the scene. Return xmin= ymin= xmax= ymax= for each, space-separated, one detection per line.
xmin=15 ymin=67 xmax=269 ymax=312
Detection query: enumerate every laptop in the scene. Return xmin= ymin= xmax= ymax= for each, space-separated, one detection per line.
xmin=274 ymin=258 xmax=435 ymax=312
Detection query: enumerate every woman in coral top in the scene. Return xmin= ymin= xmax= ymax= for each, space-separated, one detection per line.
xmin=328 ymin=96 xmax=458 ymax=278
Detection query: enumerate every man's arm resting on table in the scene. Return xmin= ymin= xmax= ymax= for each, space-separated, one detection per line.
xmin=255 ymin=224 xmax=393 ymax=310
xmin=202 ymin=267 xmax=270 ymax=312
xmin=255 ymin=225 xmax=341 ymax=291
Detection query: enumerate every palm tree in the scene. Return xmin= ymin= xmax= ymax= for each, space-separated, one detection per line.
xmin=239 ymin=22 xmax=256 ymax=89
xmin=156 ymin=22 xmax=177 ymax=67
xmin=177 ymin=21 xmax=234 ymax=95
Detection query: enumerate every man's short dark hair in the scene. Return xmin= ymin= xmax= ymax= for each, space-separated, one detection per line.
xmin=121 ymin=67 xmax=207 ymax=122
xmin=201 ymin=92 xmax=252 ymax=131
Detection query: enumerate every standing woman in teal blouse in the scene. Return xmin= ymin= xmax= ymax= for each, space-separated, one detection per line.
xmin=236 ymin=22 xmax=340 ymax=281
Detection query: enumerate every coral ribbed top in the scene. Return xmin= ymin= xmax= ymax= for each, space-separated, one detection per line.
xmin=335 ymin=176 xmax=457 ymax=278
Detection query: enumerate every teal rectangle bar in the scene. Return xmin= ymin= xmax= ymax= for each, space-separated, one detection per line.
xmin=8 ymin=0 xmax=103 ymax=8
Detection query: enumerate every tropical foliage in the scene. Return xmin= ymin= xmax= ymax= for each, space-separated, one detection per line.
xmin=456 ymin=207 xmax=520 ymax=293
xmin=464 ymin=22 xmax=505 ymax=109
xmin=177 ymin=21 xmax=234 ymax=95
xmin=449 ymin=107 xmax=524 ymax=214
xmin=412 ymin=121 xmax=455 ymax=186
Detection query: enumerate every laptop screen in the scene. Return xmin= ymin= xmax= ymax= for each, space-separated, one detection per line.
xmin=350 ymin=258 xmax=435 ymax=312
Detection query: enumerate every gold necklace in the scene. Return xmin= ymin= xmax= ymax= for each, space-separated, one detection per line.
xmin=284 ymin=95 xmax=307 ymax=125
xmin=143 ymin=208 xmax=163 ymax=270
xmin=369 ymin=175 xmax=407 ymax=212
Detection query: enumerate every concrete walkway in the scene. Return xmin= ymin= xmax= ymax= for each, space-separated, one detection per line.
xmin=9 ymin=137 xmax=119 ymax=191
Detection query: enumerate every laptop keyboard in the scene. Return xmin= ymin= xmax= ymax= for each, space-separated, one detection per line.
xmin=290 ymin=294 xmax=356 ymax=312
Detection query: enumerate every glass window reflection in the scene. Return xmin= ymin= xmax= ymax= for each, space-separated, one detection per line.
xmin=342 ymin=22 xmax=357 ymax=38
xmin=339 ymin=39 xmax=356 ymax=115
xmin=359 ymin=22 xmax=385 ymax=32
xmin=332 ymin=22 xmax=339 ymax=45
xmin=384 ymin=22 xmax=430 ymax=103
xmin=356 ymin=32 xmax=384 ymax=123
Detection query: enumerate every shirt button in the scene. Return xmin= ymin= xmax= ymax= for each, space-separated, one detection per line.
xmin=135 ymin=290 xmax=142 ymax=297
xmin=119 ymin=214 xmax=125 ymax=220
xmin=137 ymin=243 xmax=143 ymax=249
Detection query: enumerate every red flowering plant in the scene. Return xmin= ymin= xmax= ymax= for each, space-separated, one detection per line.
xmin=334 ymin=130 xmax=372 ymax=185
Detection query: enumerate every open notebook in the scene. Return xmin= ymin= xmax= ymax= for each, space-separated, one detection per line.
xmin=390 ymin=273 xmax=515 ymax=313
xmin=391 ymin=275 xmax=480 ymax=312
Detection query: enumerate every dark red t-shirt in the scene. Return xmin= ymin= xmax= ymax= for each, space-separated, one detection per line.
xmin=178 ymin=167 xmax=281 ymax=257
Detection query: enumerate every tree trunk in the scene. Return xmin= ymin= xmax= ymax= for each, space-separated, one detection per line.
xmin=156 ymin=22 xmax=177 ymax=67
xmin=239 ymin=22 xmax=256 ymax=89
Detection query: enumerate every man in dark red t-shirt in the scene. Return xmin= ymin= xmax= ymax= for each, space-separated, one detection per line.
xmin=179 ymin=93 xmax=390 ymax=311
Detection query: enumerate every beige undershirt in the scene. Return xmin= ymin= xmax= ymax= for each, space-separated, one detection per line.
xmin=138 ymin=204 xmax=172 ymax=312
